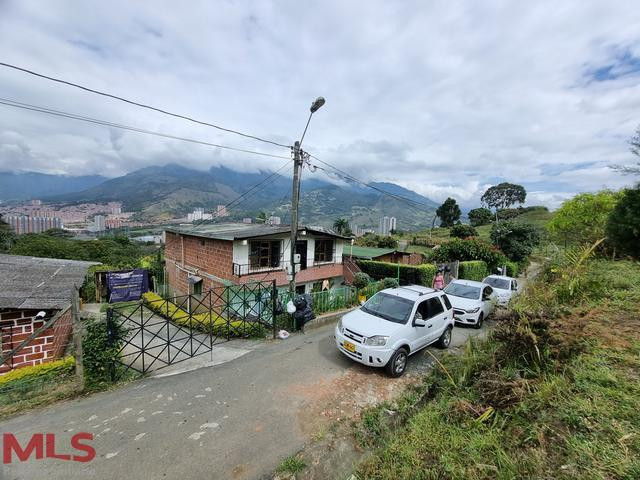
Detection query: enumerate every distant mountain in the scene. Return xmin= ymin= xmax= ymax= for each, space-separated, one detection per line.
xmin=46 ymin=164 xmax=438 ymax=230
xmin=0 ymin=171 xmax=107 ymax=202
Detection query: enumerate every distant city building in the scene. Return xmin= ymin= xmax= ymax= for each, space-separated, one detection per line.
xmin=91 ymin=215 xmax=105 ymax=232
xmin=379 ymin=216 xmax=397 ymax=236
xmin=242 ymin=218 xmax=253 ymax=224
xmin=216 ymin=205 xmax=228 ymax=217
xmin=6 ymin=215 xmax=63 ymax=234
xmin=351 ymin=224 xmax=376 ymax=237
xmin=187 ymin=208 xmax=213 ymax=222
xmin=111 ymin=206 xmax=122 ymax=215
xmin=268 ymin=216 xmax=281 ymax=225
xmin=30 ymin=199 xmax=41 ymax=206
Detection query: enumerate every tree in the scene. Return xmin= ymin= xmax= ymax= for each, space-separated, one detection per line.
xmin=332 ymin=218 xmax=352 ymax=236
xmin=434 ymin=237 xmax=507 ymax=271
xmin=0 ymin=216 xmax=15 ymax=253
xmin=490 ymin=222 xmax=541 ymax=262
xmin=256 ymin=211 xmax=268 ymax=223
xmin=436 ymin=197 xmax=461 ymax=228
xmin=612 ymin=125 xmax=640 ymax=175
xmin=547 ymin=190 xmax=620 ymax=246
xmin=468 ymin=207 xmax=493 ymax=227
xmin=450 ymin=224 xmax=478 ymax=238
xmin=606 ymin=186 xmax=640 ymax=258
xmin=481 ymin=183 xmax=527 ymax=216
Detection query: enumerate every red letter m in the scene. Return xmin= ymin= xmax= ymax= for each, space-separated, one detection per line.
xmin=3 ymin=433 xmax=44 ymax=464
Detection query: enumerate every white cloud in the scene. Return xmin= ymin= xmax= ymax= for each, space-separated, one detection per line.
xmin=0 ymin=0 xmax=639 ymax=209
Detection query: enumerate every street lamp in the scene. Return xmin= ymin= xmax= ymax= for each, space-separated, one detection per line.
xmin=289 ymin=97 xmax=326 ymax=301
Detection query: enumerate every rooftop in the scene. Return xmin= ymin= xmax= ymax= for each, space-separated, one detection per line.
xmin=165 ymin=223 xmax=349 ymax=241
xmin=0 ymin=254 xmax=99 ymax=310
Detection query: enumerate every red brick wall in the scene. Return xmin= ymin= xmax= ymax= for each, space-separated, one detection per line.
xmin=0 ymin=308 xmax=72 ymax=375
xmin=165 ymin=231 xmax=346 ymax=293
xmin=165 ymin=231 xmax=233 ymax=296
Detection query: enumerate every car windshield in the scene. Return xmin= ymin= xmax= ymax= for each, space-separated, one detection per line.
xmin=484 ymin=277 xmax=510 ymax=290
xmin=444 ymin=283 xmax=481 ymax=300
xmin=361 ymin=292 xmax=414 ymax=324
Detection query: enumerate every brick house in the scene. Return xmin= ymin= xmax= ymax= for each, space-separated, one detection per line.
xmin=344 ymin=245 xmax=423 ymax=265
xmin=164 ymin=224 xmax=348 ymax=296
xmin=0 ymin=254 xmax=97 ymax=374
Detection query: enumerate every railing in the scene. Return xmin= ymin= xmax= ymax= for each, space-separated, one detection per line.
xmin=233 ymin=253 xmax=340 ymax=277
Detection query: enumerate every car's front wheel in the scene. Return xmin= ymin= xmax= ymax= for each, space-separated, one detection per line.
xmin=474 ymin=312 xmax=484 ymax=329
xmin=437 ymin=326 xmax=452 ymax=349
xmin=385 ymin=347 xmax=408 ymax=377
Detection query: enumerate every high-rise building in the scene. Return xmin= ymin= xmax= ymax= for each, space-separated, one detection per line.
xmin=5 ymin=215 xmax=63 ymax=234
xmin=216 ymin=205 xmax=228 ymax=217
xmin=187 ymin=208 xmax=213 ymax=222
xmin=268 ymin=216 xmax=281 ymax=225
xmin=379 ymin=216 xmax=397 ymax=236
xmin=94 ymin=215 xmax=105 ymax=232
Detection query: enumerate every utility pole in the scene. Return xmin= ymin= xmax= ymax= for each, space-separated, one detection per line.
xmin=288 ymin=96 xmax=326 ymax=297
xmin=289 ymin=140 xmax=303 ymax=296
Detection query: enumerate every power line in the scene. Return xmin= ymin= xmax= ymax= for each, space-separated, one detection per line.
xmin=0 ymin=98 xmax=290 ymax=160
xmin=184 ymin=159 xmax=291 ymax=232
xmin=308 ymin=154 xmax=436 ymax=212
xmin=0 ymin=62 xmax=291 ymax=149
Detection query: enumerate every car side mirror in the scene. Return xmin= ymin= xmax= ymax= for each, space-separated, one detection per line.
xmin=413 ymin=312 xmax=426 ymax=327
xmin=512 ymin=283 xmax=518 ymax=291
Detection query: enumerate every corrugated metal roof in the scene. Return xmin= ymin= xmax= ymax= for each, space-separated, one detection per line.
xmin=0 ymin=254 xmax=98 ymax=310
xmin=165 ymin=223 xmax=349 ymax=241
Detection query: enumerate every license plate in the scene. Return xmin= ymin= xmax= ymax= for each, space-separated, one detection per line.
xmin=343 ymin=340 xmax=356 ymax=353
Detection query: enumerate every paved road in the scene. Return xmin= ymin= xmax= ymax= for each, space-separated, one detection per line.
xmin=1 ymin=320 xmax=489 ymax=480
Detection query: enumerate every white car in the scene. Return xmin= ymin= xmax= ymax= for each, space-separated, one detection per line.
xmin=335 ymin=285 xmax=455 ymax=377
xmin=444 ymin=279 xmax=496 ymax=329
xmin=482 ymin=275 xmax=520 ymax=306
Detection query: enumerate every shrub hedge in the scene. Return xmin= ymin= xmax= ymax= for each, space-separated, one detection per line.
xmin=458 ymin=260 xmax=488 ymax=281
xmin=142 ymin=292 xmax=244 ymax=336
xmin=434 ymin=237 xmax=507 ymax=271
xmin=0 ymin=356 xmax=75 ymax=386
xmin=356 ymin=260 xmax=437 ymax=287
xmin=505 ymin=261 xmax=519 ymax=277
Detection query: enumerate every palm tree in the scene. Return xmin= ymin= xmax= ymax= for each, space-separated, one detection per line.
xmin=333 ymin=218 xmax=351 ymax=236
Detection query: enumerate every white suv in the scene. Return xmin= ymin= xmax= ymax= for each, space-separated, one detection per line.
xmin=334 ymin=285 xmax=455 ymax=377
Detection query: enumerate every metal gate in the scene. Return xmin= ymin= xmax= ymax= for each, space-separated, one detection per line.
xmin=107 ymin=280 xmax=277 ymax=376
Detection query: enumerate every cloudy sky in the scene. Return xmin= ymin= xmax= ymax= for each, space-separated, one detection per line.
xmin=0 ymin=0 xmax=639 ymax=209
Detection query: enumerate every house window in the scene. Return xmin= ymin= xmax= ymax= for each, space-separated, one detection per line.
xmin=193 ymin=280 xmax=203 ymax=295
xmin=249 ymin=240 xmax=281 ymax=269
xmin=314 ymin=239 xmax=334 ymax=263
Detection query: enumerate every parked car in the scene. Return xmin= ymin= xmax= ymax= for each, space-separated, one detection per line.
xmin=334 ymin=285 xmax=455 ymax=377
xmin=444 ymin=279 xmax=496 ymax=329
xmin=482 ymin=274 xmax=520 ymax=306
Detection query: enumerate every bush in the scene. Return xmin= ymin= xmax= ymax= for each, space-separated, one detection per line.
xmin=434 ymin=238 xmax=506 ymax=271
xmin=84 ymin=319 xmax=128 ymax=386
xmin=352 ymin=272 xmax=371 ymax=290
xmin=0 ymin=357 xmax=75 ymax=386
xmin=382 ymin=277 xmax=399 ymax=288
xmin=355 ymin=234 xmax=398 ymax=249
xmin=606 ymin=186 xmax=640 ymax=258
xmin=490 ymin=222 xmax=541 ymax=262
xmin=449 ymin=224 xmax=478 ymax=238
xmin=142 ymin=292 xmax=244 ymax=336
xmin=357 ymin=260 xmax=437 ymax=287
xmin=458 ymin=261 xmax=488 ymax=281
xmin=505 ymin=261 xmax=519 ymax=277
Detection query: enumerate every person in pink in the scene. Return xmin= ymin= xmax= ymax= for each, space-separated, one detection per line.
xmin=432 ymin=271 xmax=445 ymax=290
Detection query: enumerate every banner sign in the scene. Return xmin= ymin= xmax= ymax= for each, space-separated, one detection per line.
xmin=106 ymin=269 xmax=149 ymax=303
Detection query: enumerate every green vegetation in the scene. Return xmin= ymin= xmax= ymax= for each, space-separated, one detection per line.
xmin=607 ymin=185 xmax=640 ymax=258
xmin=357 ymin=260 xmax=437 ymax=286
xmin=450 ymin=224 xmax=478 ymax=239
xmin=0 ymin=216 xmax=15 ymax=252
xmin=83 ymin=318 xmax=130 ymax=386
xmin=277 ymin=454 xmax=306 ymax=475
xmin=0 ymin=357 xmax=76 ymax=418
xmin=355 ymin=233 xmax=398 ymax=249
xmin=490 ymin=221 xmax=541 ymax=262
xmin=481 ymin=182 xmax=527 ymax=213
xmin=434 ymin=238 xmax=506 ymax=272
xmin=382 ymin=277 xmax=400 ymax=288
xmin=333 ymin=217 xmax=352 ymax=236
xmin=468 ymin=207 xmax=493 ymax=227
xmin=355 ymin=258 xmax=640 ymax=479
xmin=436 ymin=197 xmax=462 ymax=228
xmin=352 ymin=272 xmax=372 ymax=290
xmin=547 ymin=190 xmax=620 ymax=246
xmin=458 ymin=260 xmax=488 ymax=281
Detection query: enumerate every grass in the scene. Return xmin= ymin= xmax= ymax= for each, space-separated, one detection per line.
xmin=276 ymin=454 xmax=306 ymax=475
xmin=353 ymin=258 xmax=640 ymax=479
